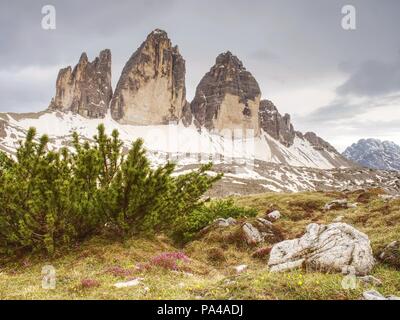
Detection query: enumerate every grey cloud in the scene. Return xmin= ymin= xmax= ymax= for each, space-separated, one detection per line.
xmin=337 ymin=58 xmax=400 ymax=97
xmin=0 ymin=75 xmax=53 ymax=113
xmin=302 ymin=56 xmax=400 ymax=126
xmin=303 ymin=93 xmax=400 ymax=124
xmin=250 ymin=49 xmax=278 ymax=61
xmin=1 ymin=0 xmax=400 ymax=148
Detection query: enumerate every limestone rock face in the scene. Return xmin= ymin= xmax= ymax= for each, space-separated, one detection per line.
xmin=49 ymin=50 xmax=112 ymax=118
xmin=259 ymin=100 xmax=295 ymax=147
xmin=110 ymin=29 xmax=188 ymax=125
xmin=190 ymin=52 xmax=261 ymax=135
xmin=268 ymin=223 xmax=375 ymax=275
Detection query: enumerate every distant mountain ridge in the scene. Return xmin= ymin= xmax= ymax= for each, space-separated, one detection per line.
xmin=343 ymin=138 xmax=400 ymax=171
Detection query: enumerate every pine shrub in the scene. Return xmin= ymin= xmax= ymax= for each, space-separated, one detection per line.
xmin=0 ymin=125 xmax=222 ymax=256
xmin=172 ymin=198 xmax=257 ymax=243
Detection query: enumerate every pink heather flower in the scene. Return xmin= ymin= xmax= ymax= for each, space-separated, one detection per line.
xmin=80 ymin=278 xmax=100 ymax=288
xmin=106 ymin=266 xmax=134 ymax=277
xmin=149 ymin=252 xmax=190 ymax=271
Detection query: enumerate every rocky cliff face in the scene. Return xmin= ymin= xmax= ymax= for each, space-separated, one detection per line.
xmin=49 ymin=50 xmax=112 ymax=118
xmin=302 ymin=131 xmax=337 ymax=153
xmin=259 ymin=100 xmax=295 ymax=147
xmin=190 ymin=52 xmax=261 ymax=135
xmin=343 ymin=138 xmax=400 ymax=171
xmin=110 ymin=29 xmax=188 ymax=125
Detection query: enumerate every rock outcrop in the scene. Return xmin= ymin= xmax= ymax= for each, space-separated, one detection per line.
xmin=268 ymin=223 xmax=375 ymax=275
xmin=259 ymin=100 xmax=295 ymax=147
xmin=49 ymin=50 xmax=112 ymax=118
xmin=110 ymin=29 xmax=189 ymax=125
xmin=379 ymin=240 xmax=400 ymax=269
xmin=323 ymin=199 xmax=357 ymax=211
xmin=191 ymin=51 xmax=261 ymax=135
xmin=302 ymin=131 xmax=337 ymax=153
xmin=242 ymin=218 xmax=283 ymax=245
xmin=257 ymin=100 xmax=352 ymax=167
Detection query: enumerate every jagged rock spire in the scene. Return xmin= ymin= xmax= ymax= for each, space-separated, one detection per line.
xmin=110 ymin=29 xmax=189 ymax=125
xmin=49 ymin=49 xmax=112 ymax=118
xmin=190 ymin=51 xmax=261 ymax=135
xmin=259 ymin=100 xmax=295 ymax=147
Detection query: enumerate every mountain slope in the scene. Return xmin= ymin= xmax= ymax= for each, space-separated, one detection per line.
xmin=0 ymin=110 xmax=347 ymax=170
xmin=343 ymin=138 xmax=400 ymax=171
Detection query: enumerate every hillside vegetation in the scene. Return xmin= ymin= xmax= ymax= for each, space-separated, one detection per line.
xmin=1 ymin=189 xmax=399 ymax=300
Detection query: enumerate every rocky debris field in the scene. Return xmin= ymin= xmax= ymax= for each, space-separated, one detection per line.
xmin=176 ymin=160 xmax=400 ymax=197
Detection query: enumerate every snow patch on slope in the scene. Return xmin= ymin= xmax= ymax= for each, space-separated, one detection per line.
xmin=1 ymin=111 xmax=345 ymax=169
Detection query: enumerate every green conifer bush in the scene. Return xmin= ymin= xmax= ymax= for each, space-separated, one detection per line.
xmin=0 ymin=125 xmax=222 ymax=256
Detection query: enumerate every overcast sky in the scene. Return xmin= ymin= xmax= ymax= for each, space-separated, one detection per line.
xmin=1 ymin=0 xmax=400 ymax=151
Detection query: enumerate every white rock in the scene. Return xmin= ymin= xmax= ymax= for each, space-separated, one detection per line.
xmin=378 ymin=194 xmax=399 ymax=201
xmin=323 ymin=199 xmax=356 ymax=210
xmin=333 ymin=215 xmax=344 ymax=222
xmin=363 ymin=290 xmax=400 ymax=300
xmin=358 ymin=275 xmax=382 ymax=286
xmin=242 ymin=223 xmax=263 ymax=245
xmin=268 ymin=223 xmax=375 ymax=275
xmin=267 ymin=210 xmax=281 ymax=220
xmin=234 ymin=264 xmax=248 ymax=273
xmin=363 ymin=290 xmax=386 ymax=300
xmin=214 ymin=217 xmax=237 ymax=227
xmin=114 ymin=277 xmax=143 ymax=288
xmin=256 ymin=217 xmax=273 ymax=226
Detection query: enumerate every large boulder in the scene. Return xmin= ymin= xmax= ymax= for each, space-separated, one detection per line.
xmin=268 ymin=223 xmax=374 ymax=275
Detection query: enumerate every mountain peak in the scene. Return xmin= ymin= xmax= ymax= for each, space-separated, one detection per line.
xmin=191 ymin=51 xmax=260 ymax=133
xmin=110 ymin=28 xmax=188 ymax=125
xmin=144 ymin=29 xmax=170 ymax=44
xmin=215 ymin=51 xmax=245 ymax=70
xmin=149 ymin=28 xmax=168 ymax=37
xmin=343 ymin=138 xmax=400 ymax=171
xmin=78 ymin=52 xmax=89 ymax=63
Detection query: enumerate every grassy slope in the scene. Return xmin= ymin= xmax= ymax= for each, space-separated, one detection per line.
xmin=0 ymin=190 xmax=399 ymax=300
